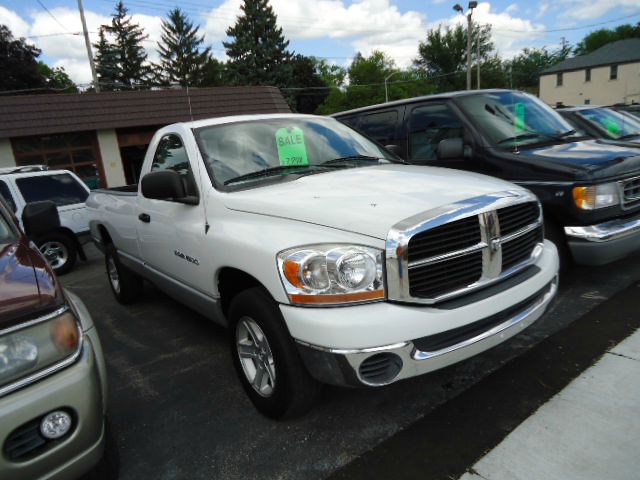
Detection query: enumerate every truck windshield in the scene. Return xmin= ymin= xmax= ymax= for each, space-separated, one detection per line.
xmin=194 ymin=117 xmax=396 ymax=187
xmin=456 ymin=91 xmax=578 ymax=148
xmin=575 ymin=107 xmax=640 ymax=139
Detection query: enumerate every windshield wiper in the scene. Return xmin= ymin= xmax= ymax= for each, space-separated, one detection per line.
xmin=320 ymin=155 xmax=382 ymax=166
xmin=618 ymin=132 xmax=640 ymax=140
xmin=555 ymin=129 xmax=577 ymax=139
xmin=224 ymin=165 xmax=314 ymax=185
xmin=497 ymin=133 xmax=544 ymax=145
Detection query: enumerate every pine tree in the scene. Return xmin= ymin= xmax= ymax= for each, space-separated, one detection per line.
xmin=94 ymin=28 xmax=119 ymax=91
xmin=156 ymin=8 xmax=211 ymax=87
xmin=223 ymin=0 xmax=292 ymax=87
xmin=95 ymin=1 xmax=151 ymax=90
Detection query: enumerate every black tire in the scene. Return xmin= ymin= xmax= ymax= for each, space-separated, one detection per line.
xmin=105 ymin=244 xmax=143 ymax=304
xmin=228 ymin=287 xmax=321 ymax=419
xmin=37 ymin=232 xmax=77 ymax=275
xmin=545 ymin=220 xmax=571 ymax=273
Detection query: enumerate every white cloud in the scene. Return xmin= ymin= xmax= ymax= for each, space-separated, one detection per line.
xmin=0 ymin=6 xmax=31 ymax=38
xmin=536 ymin=3 xmax=549 ymax=19
xmin=505 ymin=4 xmax=519 ymax=14
xmin=560 ymin=0 xmax=640 ymax=20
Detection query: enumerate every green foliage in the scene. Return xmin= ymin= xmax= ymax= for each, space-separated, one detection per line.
xmin=286 ymin=55 xmax=330 ymax=113
xmin=37 ymin=62 xmax=77 ymax=92
xmin=223 ymin=0 xmax=292 ymax=87
xmin=157 ymin=8 xmax=211 ymax=86
xmin=94 ymin=1 xmax=151 ymax=90
xmin=574 ymin=23 xmax=640 ymax=55
xmin=504 ymin=47 xmax=568 ymax=93
xmin=0 ymin=24 xmax=45 ymax=92
xmin=414 ymin=23 xmax=494 ymax=92
xmin=200 ymin=57 xmax=226 ymax=87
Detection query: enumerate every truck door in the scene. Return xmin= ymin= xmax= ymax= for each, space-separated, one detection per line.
xmin=405 ymin=102 xmax=472 ymax=169
xmin=136 ymin=133 xmax=213 ymax=295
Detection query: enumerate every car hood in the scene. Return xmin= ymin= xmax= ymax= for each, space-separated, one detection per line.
xmin=0 ymin=240 xmax=62 ymax=328
xmin=517 ymin=139 xmax=640 ymax=180
xmin=223 ymin=164 xmax=524 ymax=240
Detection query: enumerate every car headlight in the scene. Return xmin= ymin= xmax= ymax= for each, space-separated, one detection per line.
xmin=573 ymin=183 xmax=620 ymax=210
xmin=278 ymin=244 xmax=385 ymax=305
xmin=0 ymin=308 xmax=81 ymax=390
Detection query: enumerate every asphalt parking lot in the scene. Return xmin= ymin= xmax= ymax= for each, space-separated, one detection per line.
xmin=62 ymin=244 xmax=640 ymax=480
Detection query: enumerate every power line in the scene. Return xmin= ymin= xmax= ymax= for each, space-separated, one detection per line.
xmin=35 ymin=0 xmax=73 ymax=33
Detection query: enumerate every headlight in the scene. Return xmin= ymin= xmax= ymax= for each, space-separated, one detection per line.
xmin=573 ymin=183 xmax=620 ymax=210
xmin=0 ymin=308 xmax=81 ymax=390
xmin=278 ymin=244 xmax=385 ymax=305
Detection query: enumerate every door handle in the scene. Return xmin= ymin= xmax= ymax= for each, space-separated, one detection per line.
xmin=138 ymin=213 xmax=151 ymax=223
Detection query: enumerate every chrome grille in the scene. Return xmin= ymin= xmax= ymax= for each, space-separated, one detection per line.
xmin=621 ymin=176 xmax=640 ymax=209
xmin=385 ymin=192 xmax=544 ymax=305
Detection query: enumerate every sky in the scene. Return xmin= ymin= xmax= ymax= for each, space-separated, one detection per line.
xmin=1 ymin=0 xmax=639 ymax=84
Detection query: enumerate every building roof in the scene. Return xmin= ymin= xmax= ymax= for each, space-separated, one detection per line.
xmin=0 ymin=86 xmax=291 ymax=139
xmin=541 ymin=38 xmax=640 ymax=75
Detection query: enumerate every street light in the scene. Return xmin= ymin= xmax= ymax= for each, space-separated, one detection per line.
xmin=384 ymin=71 xmax=401 ymax=103
xmin=453 ymin=1 xmax=477 ymax=90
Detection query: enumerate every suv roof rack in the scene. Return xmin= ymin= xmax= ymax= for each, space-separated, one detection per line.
xmin=0 ymin=165 xmax=49 ymax=175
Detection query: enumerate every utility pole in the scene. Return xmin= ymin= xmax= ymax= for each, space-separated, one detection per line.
xmin=476 ymin=24 xmax=480 ymax=89
xmin=384 ymin=71 xmax=400 ymax=102
xmin=454 ymin=2 xmax=477 ymax=91
xmin=78 ymin=0 xmax=100 ymax=92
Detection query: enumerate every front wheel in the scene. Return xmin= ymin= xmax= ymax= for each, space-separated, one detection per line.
xmin=38 ymin=232 xmax=77 ymax=275
xmin=105 ymin=245 xmax=143 ymax=304
xmin=229 ymin=287 xmax=320 ymax=419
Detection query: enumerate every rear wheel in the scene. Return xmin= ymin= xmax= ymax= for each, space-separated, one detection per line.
xmin=229 ymin=287 xmax=320 ymax=419
xmin=38 ymin=232 xmax=77 ymax=275
xmin=105 ymin=245 xmax=143 ymax=304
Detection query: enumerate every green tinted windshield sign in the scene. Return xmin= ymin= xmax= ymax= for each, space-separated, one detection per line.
xmin=275 ymin=127 xmax=309 ymax=166
xmin=514 ymin=103 xmax=525 ymax=131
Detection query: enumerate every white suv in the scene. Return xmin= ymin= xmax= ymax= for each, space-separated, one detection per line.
xmin=0 ymin=166 xmax=91 ymax=274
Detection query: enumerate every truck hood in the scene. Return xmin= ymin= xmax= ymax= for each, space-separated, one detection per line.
xmin=516 ymin=139 xmax=640 ymax=180
xmin=223 ymin=164 xmax=522 ymax=240
xmin=0 ymin=240 xmax=62 ymax=328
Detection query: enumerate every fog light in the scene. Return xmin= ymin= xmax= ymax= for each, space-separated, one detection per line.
xmin=40 ymin=411 xmax=72 ymax=439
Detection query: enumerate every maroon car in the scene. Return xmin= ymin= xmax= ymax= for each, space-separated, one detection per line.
xmin=0 ymin=197 xmax=109 ymax=480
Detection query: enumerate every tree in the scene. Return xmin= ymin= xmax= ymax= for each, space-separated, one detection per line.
xmin=94 ymin=1 xmax=151 ymax=90
xmin=285 ymin=54 xmax=330 ymax=113
xmin=156 ymin=8 xmax=211 ymax=86
xmin=574 ymin=23 xmax=640 ymax=55
xmin=504 ymin=47 xmax=566 ymax=93
xmin=0 ymin=24 xmax=46 ymax=92
xmin=414 ymin=23 xmax=494 ymax=92
xmin=200 ymin=57 xmax=226 ymax=87
xmin=223 ymin=0 xmax=292 ymax=87
xmin=37 ymin=62 xmax=77 ymax=92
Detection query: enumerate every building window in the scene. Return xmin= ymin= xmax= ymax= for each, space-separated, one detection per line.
xmin=610 ymin=65 xmax=618 ymax=80
xmin=585 ymin=68 xmax=591 ymax=82
xmin=556 ymin=73 xmax=563 ymax=87
xmin=11 ymin=131 xmax=104 ymax=189
xmin=585 ymin=99 xmax=591 ymax=105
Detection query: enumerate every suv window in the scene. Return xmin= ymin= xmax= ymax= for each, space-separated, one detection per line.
xmin=409 ymin=104 xmax=464 ymax=161
xmin=15 ymin=174 xmax=89 ymax=206
xmin=358 ymin=111 xmax=398 ymax=145
xmin=151 ymin=134 xmax=197 ymax=196
xmin=0 ymin=180 xmax=16 ymax=212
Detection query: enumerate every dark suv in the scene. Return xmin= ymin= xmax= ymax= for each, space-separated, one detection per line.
xmin=334 ymin=89 xmax=640 ymax=266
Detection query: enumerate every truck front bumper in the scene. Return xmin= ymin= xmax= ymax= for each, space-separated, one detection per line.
xmin=282 ymin=241 xmax=558 ymax=387
xmin=565 ymin=213 xmax=640 ymax=266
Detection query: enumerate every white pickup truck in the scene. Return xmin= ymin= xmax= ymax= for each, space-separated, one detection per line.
xmin=87 ymin=114 xmax=559 ymax=418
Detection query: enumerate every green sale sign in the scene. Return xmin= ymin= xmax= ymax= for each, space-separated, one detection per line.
xmin=275 ymin=127 xmax=309 ymax=166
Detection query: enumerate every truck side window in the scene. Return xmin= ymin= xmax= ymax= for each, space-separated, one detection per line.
xmin=358 ymin=111 xmax=398 ymax=144
xmin=15 ymin=174 xmax=89 ymax=207
xmin=0 ymin=180 xmax=16 ymax=212
xmin=409 ymin=104 xmax=463 ymax=161
xmin=151 ymin=135 xmax=197 ymax=196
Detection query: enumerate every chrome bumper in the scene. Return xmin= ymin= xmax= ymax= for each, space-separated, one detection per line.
xmin=297 ymin=276 xmax=558 ymax=387
xmin=564 ymin=214 xmax=640 ymax=265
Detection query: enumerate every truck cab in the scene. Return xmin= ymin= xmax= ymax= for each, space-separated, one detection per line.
xmin=334 ymin=90 xmax=640 ymax=267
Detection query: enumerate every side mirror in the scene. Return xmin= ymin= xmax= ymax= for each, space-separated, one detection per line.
xmin=141 ymin=171 xmax=198 ymax=205
xmin=437 ymin=138 xmax=465 ymax=160
xmin=385 ymin=144 xmax=403 ymax=157
xmin=22 ymin=201 xmax=60 ymax=238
